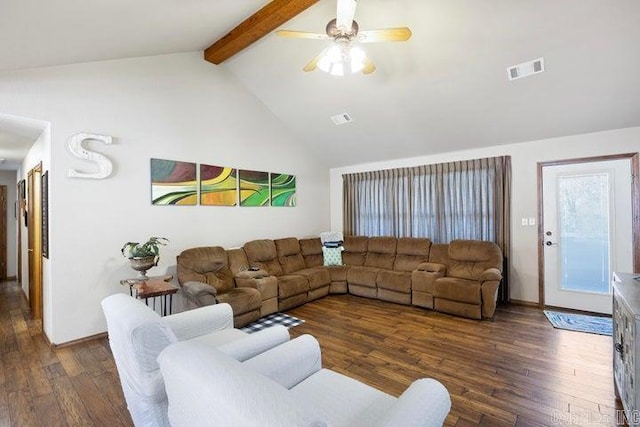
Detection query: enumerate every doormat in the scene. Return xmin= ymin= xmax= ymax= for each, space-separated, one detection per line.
xmin=543 ymin=310 xmax=612 ymax=336
xmin=240 ymin=312 xmax=305 ymax=334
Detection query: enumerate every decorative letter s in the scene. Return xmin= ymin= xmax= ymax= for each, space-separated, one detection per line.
xmin=67 ymin=133 xmax=113 ymax=179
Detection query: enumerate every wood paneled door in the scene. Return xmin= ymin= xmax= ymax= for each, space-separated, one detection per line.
xmin=0 ymin=185 xmax=6 ymax=281
xmin=27 ymin=163 xmax=43 ymax=319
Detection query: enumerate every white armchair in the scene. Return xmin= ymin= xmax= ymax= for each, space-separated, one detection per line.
xmin=158 ymin=334 xmax=451 ymax=427
xmin=101 ymin=293 xmax=290 ymax=427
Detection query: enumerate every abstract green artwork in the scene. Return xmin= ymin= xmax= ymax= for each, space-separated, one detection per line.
xmin=239 ymin=170 xmax=270 ymax=206
xmin=200 ymin=164 xmax=237 ymax=206
xmin=271 ymin=173 xmax=296 ymax=207
xmin=150 ymin=158 xmax=197 ymax=205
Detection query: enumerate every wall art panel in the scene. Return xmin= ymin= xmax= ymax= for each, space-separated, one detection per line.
xmin=239 ymin=170 xmax=270 ymax=206
xmin=271 ymin=173 xmax=296 ymax=207
xmin=200 ymin=164 xmax=237 ymax=206
xmin=150 ymin=158 xmax=197 ymax=205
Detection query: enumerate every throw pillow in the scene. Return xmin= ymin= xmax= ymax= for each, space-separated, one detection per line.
xmin=322 ymin=246 xmax=343 ymax=266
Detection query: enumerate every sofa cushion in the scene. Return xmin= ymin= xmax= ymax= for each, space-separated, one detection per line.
xmin=394 ymin=238 xmax=431 ymax=272
xmin=244 ymin=240 xmax=283 ymax=276
xmin=448 ymin=240 xmax=502 ymax=281
xmin=377 ymin=270 xmax=412 ymax=294
xmin=326 ymin=265 xmax=348 ymax=282
xmin=277 ymin=275 xmax=309 ymax=298
xmin=343 ymin=236 xmax=368 ymax=266
xmin=177 ymin=247 xmax=234 ymax=292
xmin=295 ymin=268 xmax=331 ymax=291
xmin=364 ymin=237 xmax=397 ymax=269
xmin=322 ymin=247 xmax=343 ymax=266
xmin=346 ymin=266 xmax=379 ymax=288
xmin=299 ymin=238 xmax=323 ymax=268
xmin=428 ymin=243 xmax=450 ymax=266
xmin=227 ymin=248 xmax=249 ymax=275
xmin=291 ymin=368 xmax=396 ymax=426
xmin=433 ymin=277 xmax=482 ymax=304
xmin=275 ymin=238 xmax=306 ymax=274
xmin=217 ymin=288 xmax=262 ymax=316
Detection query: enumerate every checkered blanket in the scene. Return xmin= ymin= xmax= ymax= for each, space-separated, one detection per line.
xmin=240 ymin=313 xmax=305 ymax=334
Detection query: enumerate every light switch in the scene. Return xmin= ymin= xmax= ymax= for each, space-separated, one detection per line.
xmin=521 ymin=218 xmax=528 ymax=226
xmin=528 ymin=217 xmax=536 ymax=226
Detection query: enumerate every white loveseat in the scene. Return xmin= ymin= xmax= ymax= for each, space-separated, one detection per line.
xmin=101 ymin=294 xmax=291 ymax=427
xmin=159 ymin=334 xmax=451 ymax=426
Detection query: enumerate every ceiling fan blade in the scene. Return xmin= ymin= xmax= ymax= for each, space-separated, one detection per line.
xmin=362 ymin=57 xmax=376 ymax=74
xmin=275 ymin=30 xmax=330 ymax=40
xmin=303 ymin=49 xmax=327 ymax=72
xmin=336 ymin=0 xmax=357 ymax=31
xmin=358 ymin=27 xmax=412 ymax=43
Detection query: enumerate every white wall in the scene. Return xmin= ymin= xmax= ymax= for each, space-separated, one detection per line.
xmin=0 ymin=170 xmax=18 ymax=278
xmin=330 ymin=126 xmax=640 ymax=303
xmin=0 ymin=52 xmax=330 ymax=344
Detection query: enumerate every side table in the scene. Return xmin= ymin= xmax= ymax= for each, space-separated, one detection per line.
xmin=120 ymin=275 xmax=179 ymax=316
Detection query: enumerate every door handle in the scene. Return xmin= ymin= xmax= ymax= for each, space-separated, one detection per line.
xmin=28 ymin=249 xmax=34 ymax=252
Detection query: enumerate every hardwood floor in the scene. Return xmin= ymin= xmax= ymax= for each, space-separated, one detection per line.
xmin=0 ymin=281 xmax=131 ymax=427
xmin=287 ymin=295 xmax=624 ymax=427
xmin=0 ymin=280 xmax=624 ymax=426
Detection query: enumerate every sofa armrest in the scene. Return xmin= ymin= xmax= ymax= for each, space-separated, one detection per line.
xmin=235 ymin=269 xmax=269 ymax=280
xmin=243 ymin=334 xmax=322 ymax=389
xmin=217 ymin=325 xmax=290 ymax=362
xmin=161 ymin=302 xmax=233 ymax=341
xmin=375 ymin=378 xmax=451 ymax=427
xmin=479 ymin=268 xmax=502 ymax=282
xmin=415 ymin=262 xmax=446 ymax=274
xmin=181 ymin=280 xmax=217 ymax=297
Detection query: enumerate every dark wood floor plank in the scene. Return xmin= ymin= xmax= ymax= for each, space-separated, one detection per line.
xmin=33 ymin=392 xmax=68 ymax=427
xmin=51 ymin=375 xmax=95 ymax=427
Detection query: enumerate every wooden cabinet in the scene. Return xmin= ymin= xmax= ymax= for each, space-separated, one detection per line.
xmin=613 ymin=272 xmax=640 ymax=426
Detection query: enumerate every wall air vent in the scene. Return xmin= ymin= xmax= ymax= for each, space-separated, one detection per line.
xmin=507 ymin=58 xmax=545 ymax=81
xmin=331 ymin=112 xmax=353 ymax=126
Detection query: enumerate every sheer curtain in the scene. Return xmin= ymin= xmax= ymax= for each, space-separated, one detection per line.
xmin=343 ymin=156 xmax=511 ymax=302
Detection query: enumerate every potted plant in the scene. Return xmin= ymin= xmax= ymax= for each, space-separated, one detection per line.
xmin=121 ymin=237 xmax=169 ymax=279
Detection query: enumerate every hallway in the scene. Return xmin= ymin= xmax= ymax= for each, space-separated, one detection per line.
xmin=0 ymin=280 xmax=132 ymax=426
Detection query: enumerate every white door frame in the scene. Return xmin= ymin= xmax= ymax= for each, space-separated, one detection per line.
xmin=537 ymin=153 xmax=640 ymax=311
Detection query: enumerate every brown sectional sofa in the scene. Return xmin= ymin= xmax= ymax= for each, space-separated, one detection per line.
xmin=177 ymin=236 xmax=503 ymax=327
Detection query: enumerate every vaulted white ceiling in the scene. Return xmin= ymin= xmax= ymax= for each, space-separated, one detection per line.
xmin=1 ymin=0 xmax=639 ymax=167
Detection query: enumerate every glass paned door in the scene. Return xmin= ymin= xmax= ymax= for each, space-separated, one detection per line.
xmin=558 ymin=173 xmax=610 ymax=293
xmin=542 ymin=159 xmax=632 ymax=314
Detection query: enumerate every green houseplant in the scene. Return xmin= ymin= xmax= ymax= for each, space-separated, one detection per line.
xmin=121 ymin=237 xmax=169 ymax=279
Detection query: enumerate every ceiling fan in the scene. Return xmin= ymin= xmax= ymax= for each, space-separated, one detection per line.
xmin=275 ymin=0 xmax=412 ymax=76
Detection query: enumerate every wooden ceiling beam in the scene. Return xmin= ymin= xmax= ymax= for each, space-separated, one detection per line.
xmin=204 ymin=0 xmax=320 ymax=65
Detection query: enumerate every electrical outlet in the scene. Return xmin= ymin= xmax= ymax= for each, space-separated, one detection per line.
xmin=528 ymin=217 xmax=536 ymax=226
xmin=521 ymin=218 xmax=528 ymax=226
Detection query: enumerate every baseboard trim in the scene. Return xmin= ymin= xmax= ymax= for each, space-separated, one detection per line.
xmin=50 ymin=332 xmax=108 ymax=349
xmin=509 ymin=299 xmax=540 ymax=308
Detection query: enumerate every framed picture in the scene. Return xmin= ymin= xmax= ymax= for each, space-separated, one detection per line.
xmin=18 ymin=179 xmax=25 ymax=201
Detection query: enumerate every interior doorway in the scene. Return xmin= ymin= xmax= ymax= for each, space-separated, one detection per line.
xmin=0 ymin=185 xmax=6 ymax=281
xmin=27 ymin=163 xmax=43 ymax=319
xmin=538 ymin=153 xmax=639 ymax=314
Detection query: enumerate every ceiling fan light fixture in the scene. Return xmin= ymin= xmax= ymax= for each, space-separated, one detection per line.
xmin=317 ymin=44 xmax=367 ymax=76
xmin=349 ymin=46 xmax=366 ymax=73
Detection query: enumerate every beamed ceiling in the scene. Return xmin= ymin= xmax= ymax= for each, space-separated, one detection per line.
xmin=1 ymin=0 xmax=639 ymax=167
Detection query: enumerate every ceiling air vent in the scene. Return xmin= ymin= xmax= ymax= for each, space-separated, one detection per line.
xmin=507 ymin=58 xmax=545 ymax=81
xmin=331 ymin=112 xmax=353 ymax=126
